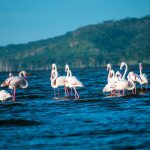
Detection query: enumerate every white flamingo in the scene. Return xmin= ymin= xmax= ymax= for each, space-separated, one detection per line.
xmin=107 ymin=64 xmax=122 ymax=82
xmin=115 ymin=71 xmax=122 ymax=81
xmin=64 ymin=64 xmax=83 ymax=99
xmin=0 ymin=90 xmax=11 ymax=102
xmin=104 ymin=64 xmax=123 ymax=95
xmin=103 ymin=78 xmax=135 ymax=96
xmin=110 ymin=62 xmax=135 ymax=95
xmin=127 ymin=63 xmax=148 ymax=92
xmin=127 ymin=71 xmax=138 ymax=94
xmin=50 ymin=64 xmax=66 ymax=97
xmin=107 ymin=64 xmax=115 ymax=83
xmin=120 ymin=62 xmax=138 ymax=94
xmin=1 ymin=71 xmax=28 ymax=101
xmin=120 ymin=62 xmax=128 ymax=80
xmin=64 ymin=64 xmax=72 ymax=95
xmin=139 ymin=63 xmax=148 ymax=91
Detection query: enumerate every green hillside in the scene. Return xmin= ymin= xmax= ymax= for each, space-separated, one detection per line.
xmin=0 ymin=15 xmax=150 ymax=72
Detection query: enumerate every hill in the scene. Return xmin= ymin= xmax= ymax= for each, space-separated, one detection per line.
xmin=0 ymin=15 xmax=150 ymax=72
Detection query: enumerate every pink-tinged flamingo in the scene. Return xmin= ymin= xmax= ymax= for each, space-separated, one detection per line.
xmin=50 ymin=64 xmax=66 ymax=97
xmin=64 ymin=64 xmax=83 ymax=99
xmin=139 ymin=63 xmax=148 ymax=91
xmin=127 ymin=72 xmax=137 ymax=94
xmin=104 ymin=64 xmax=121 ymax=96
xmin=114 ymin=62 xmax=135 ymax=95
xmin=107 ymin=64 xmax=115 ymax=83
xmin=64 ymin=64 xmax=72 ymax=96
xmin=1 ymin=71 xmax=28 ymax=101
xmin=0 ymin=90 xmax=11 ymax=102
xmin=103 ymin=78 xmax=135 ymax=96
xmin=107 ymin=64 xmax=122 ymax=83
xmin=103 ymin=67 xmax=135 ymax=96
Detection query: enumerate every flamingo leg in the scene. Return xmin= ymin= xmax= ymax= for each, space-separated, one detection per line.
xmin=64 ymin=87 xmax=67 ymax=96
xmin=122 ymin=90 xmax=125 ymax=96
xmin=132 ymin=89 xmax=134 ymax=95
xmin=64 ymin=87 xmax=69 ymax=96
xmin=110 ymin=90 xmax=113 ymax=96
xmin=114 ymin=90 xmax=116 ymax=96
xmin=66 ymin=87 xmax=69 ymax=95
xmin=111 ymin=90 xmax=116 ymax=96
xmin=135 ymin=82 xmax=136 ymax=94
xmin=73 ymin=87 xmax=79 ymax=99
xmin=13 ymin=87 xmax=16 ymax=101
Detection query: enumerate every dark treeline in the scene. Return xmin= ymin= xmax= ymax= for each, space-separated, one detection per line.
xmin=0 ymin=15 xmax=150 ymax=72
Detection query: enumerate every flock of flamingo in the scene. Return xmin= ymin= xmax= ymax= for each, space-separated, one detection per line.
xmin=0 ymin=62 xmax=148 ymax=102
xmin=103 ymin=62 xmax=148 ymax=96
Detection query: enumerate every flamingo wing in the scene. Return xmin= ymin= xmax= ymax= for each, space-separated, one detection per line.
xmin=66 ymin=76 xmax=83 ymax=87
xmin=56 ymin=76 xmax=66 ymax=86
xmin=0 ymin=90 xmax=11 ymax=101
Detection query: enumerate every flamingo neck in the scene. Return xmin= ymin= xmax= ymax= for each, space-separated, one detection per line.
xmin=139 ymin=64 xmax=142 ymax=76
xmin=111 ymin=70 xmax=115 ymax=78
xmin=122 ymin=63 xmax=128 ymax=80
xmin=65 ymin=65 xmax=69 ymax=72
xmin=20 ymin=79 xmax=28 ymax=88
xmin=19 ymin=71 xmax=27 ymax=80
xmin=107 ymin=67 xmax=111 ymax=82
xmin=51 ymin=70 xmax=58 ymax=85
xmin=67 ymin=70 xmax=72 ymax=77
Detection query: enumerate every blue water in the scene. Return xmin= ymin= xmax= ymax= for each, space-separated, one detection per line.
xmin=0 ymin=66 xmax=150 ymax=149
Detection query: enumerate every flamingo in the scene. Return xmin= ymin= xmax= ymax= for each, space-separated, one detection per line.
xmin=107 ymin=64 xmax=122 ymax=82
xmin=64 ymin=64 xmax=83 ymax=99
xmin=103 ymin=78 xmax=135 ymax=96
xmin=103 ymin=82 xmax=115 ymax=95
xmin=127 ymin=71 xmax=142 ymax=94
xmin=126 ymin=63 xmax=148 ymax=93
xmin=106 ymin=64 xmax=123 ymax=95
xmin=120 ymin=62 xmax=128 ymax=80
xmin=107 ymin=64 xmax=115 ymax=83
xmin=127 ymin=72 xmax=138 ymax=94
xmin=139 ymin=63 xmax=148 ymax=91
xmin=0 ymin=90 xmax=11 ymax=102
xmin=64 ymin=64 xmax=72 ymax=95
xmin=50 ymin=64 xmax=66 ymax=97
xmin=112 ymin=62 xmax=135 ymax=95
xmin=1 ymin=71 xmax=28 ymax=101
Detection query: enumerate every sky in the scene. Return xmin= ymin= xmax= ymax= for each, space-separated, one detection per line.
xmin=0 ymin=0 xmax=150 ymax=46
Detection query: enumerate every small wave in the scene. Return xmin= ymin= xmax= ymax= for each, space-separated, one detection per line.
xmin=0 ymin=119 xmax=42 ymax=126
xmin=0 ymin=102 xmax=26 ymax=107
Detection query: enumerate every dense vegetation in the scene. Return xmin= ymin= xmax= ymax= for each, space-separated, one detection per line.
xmin=0 ymin=16 xmax=150 ymax=72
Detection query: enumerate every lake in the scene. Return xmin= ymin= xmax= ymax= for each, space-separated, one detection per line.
xmin=0 ymin=66 xmax=150 ymax=149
